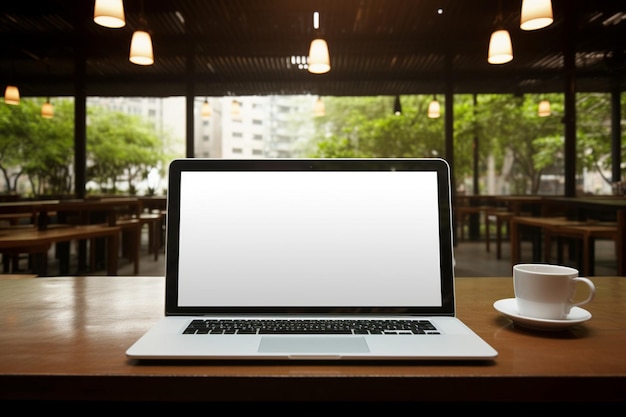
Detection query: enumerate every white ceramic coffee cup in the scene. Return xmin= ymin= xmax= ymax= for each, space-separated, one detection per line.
xmin=513 ymin=264 xmax=595 ymax=320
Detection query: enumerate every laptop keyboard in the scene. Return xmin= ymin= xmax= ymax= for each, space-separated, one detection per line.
xmin=183 ymin=319 xmax=440 ymax=335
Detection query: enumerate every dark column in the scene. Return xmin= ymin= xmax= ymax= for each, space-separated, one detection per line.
xmin=611 ymin=80 xmax=622 ymax=183
xmin=445 ymin=63 xmax=456 ymax=244
xmin=73 ymin=2 xmax=88 ymax=198
xmin=472 ymin=94 xmax=479 ymax=194
xmin=185 ymin=47 xmax=195 ymax=158
xmin=562 ymin=0 xmax=577 ymax=197
xmin=74 ymin=72 xmax=86 ymax=199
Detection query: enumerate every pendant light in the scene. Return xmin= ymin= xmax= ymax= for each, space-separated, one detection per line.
xmin=393 ymin=95 xmax=402 ymax=116
xmin=488 ymin=2 xmax=513 ymax=64
xmin=129 ymin=1 xmax=153 ymax=65
xmin=428 ymin=96 xmax=441 ymax=118
xmin=94 ymin=0 xmax=126 ymax=28
xmin=488 ymin=30 xmax=513 ymax=64
xmin=41 ymin=98 xmax=54 ymax=118
xmin=130 ymin=30 xmax=153 ymax=65
xmin=308 ymin=12 xmax=330 ymax=74
xmin=308 ymin=40 xmax=330 ymax=74
xmin=313 ymin=96 xmax=325 ymax=117
xmin=4 ymin=85 xmax=20 ymax=105
xmin=538 ymin=99 xmax=551 ymax=117
xmin=520 ymin=0 xmax=553 ymax=31
xmin=201 ymin=97 xmax=212 ymax=118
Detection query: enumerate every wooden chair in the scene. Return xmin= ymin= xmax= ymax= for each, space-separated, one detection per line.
xmin=484 ymin=208 xmax=514 ymax=259
xmin=544 ymin=223 xmax=619 ymax=276
xmin=454 ymin=196 xmax=495 ymax=242
xmin=116 ymin=210 xmax=164 ymax=270
xmin=509 ymin=216 xmax=589 ymax=266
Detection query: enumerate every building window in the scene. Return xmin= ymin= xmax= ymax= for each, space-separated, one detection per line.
xmin=232 ymin=148 xmax=243 ymax=154
xmin=203 ymin=135 xmax=210 ymax=142
xmin=252 ymin=149 xmax=263 ymax=156
xmin=252 ymin=119 xmax=262 ymax=125
xmin=232 ymin=132 xmax=243 ymax=138
xmin=253 ymin=134 xmax=263 ymax=141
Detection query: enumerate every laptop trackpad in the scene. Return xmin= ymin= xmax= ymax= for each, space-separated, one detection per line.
xmin=258 ymin=336 xmax=370 ymax=353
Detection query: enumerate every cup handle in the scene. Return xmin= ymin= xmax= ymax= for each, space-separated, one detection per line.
xmin=568 ymin=277 xmax=596 ymax=311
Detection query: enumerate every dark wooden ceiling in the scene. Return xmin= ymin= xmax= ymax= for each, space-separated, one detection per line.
xmin=1 ymin=0 xmax=624 ymax=98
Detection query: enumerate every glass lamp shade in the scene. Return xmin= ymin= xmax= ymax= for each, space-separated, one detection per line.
xmin=520 ymin=0 xmax=553 ymax=31
xmin=4 ymin=85 xmax=20 ymax=105
xmin=41 ymin=100 xmax=54 ymax=118
xmin=428 ymin=99 xmax=441 ymax=118
xmin=201 ymin=99 xmax=212 ymax=118
xmin=538 ymin=99 xmax=551 ymax=117
xmin=129 ymin=30 xmax=154 ymax=65
xmin=94 ymin=0 xmax=126 ymax=28
xmin=308 ymin=39 xmax=331 ymax=74
xmin=488 ymin=29 xmax=513 ymax=64
xmin=313 ymin=97 xmax=325 ymax=117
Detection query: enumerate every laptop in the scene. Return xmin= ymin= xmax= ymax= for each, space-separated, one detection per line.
xmin=126 ymin=158 xmax=497 ymax=361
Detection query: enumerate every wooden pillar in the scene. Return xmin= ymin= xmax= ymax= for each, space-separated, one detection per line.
xmin=73 ymin=1 xmax=88 ymax=198
xmin=185 ymin=45 xmax=195 ymax=158
xmin=611 ymin=79 xmax=622 ymax=183
xmin=562 ymin=0 xmax=577 ymax=197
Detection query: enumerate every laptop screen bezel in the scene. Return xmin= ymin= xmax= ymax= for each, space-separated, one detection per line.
xmin=164 ymin=158 xmax=456 ymax=316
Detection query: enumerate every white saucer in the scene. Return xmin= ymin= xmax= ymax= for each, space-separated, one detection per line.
xmin=493 ymin=298 xmax=592 ymax=331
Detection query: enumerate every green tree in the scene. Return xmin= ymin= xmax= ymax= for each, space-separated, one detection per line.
xmin=310 ymin=93 xmax=625 ymax=195
xmin=0 ymin=100 xmax=34 ymax=193
xmin=1 ymin=98 xmax=166 ymax=197
xmin=311 ymin=95 xmax=446 ymax=156
xmin=87 ymin=107 xmax=163 ymax=194
xmin=0 ymin=98 xmax=74 ymax=196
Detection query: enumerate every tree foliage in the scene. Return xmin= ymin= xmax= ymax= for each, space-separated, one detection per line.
xmin=310 ymin=93 xmax=625 ymax=195
xmin=0 ymin=98 xmax=74 ymax=196
xmin=87 ymin=107 xmax=163 ymax=194
xmin=0 ymin=99 xmax=165 ymax=197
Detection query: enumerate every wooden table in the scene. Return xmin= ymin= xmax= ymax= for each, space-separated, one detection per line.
xmin=509 ymin=216 xmax=589 ymax=266
xmin=0 ymin=225 xmax=120 ymax=275
xmin=0 ymin=276 xmax=625 ymax=407
xmin=453 ymin=195 xmax=496 ymax=241
xmin=494 ymin=195 xmax=546 ymax=215
xmin=543 ymin=197 xmax=626 ymax=275
xmin=0 ymin=197 xmax=141 ymax=229
xmin=0 ymin=198 xmax=141 ymax=275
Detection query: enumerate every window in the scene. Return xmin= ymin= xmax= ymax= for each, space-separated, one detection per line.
xmin=232 ymin=148 xmax=243 ymax=154
xmin=232 ymin=132 xmax=243 ymax=138
xmin=253 ymin=134 xmax=263 ymax=141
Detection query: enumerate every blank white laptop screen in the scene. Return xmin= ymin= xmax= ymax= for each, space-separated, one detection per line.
xmin=126 ymin=158 xmax=498 ymax=361
xmin=176 ymin=170 xmax=442 ymax=308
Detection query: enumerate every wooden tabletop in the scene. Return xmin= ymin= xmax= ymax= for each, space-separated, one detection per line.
xmin=0 ymin=276 xmax=625 ymax=405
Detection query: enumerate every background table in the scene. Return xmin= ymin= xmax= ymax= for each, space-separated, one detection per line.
xmin=0 ymin=276 xmax=624 ymax=407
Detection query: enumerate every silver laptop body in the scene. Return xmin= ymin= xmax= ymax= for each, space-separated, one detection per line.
xmin=126 ymin=158 xmax=497 ymax=361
